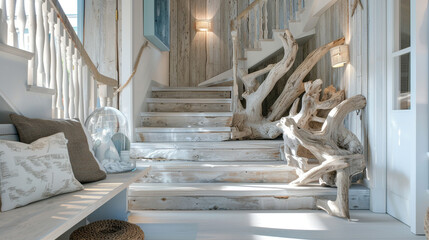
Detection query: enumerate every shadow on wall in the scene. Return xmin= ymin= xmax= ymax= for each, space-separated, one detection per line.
xmin=0 ymin=96 xmax=16 ymax=123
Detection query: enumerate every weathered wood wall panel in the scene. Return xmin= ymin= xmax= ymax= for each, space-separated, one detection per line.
xmin=170 ymin=0 xmax=248 ymax=87
xmin=84 ymin=0 xmax=118 ymax=80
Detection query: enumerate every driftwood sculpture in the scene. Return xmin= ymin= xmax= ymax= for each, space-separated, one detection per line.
xmin=277 ymin=95 xmax=367 ymax=219
xmin=231 ymin=29 xmax=345 ymax=140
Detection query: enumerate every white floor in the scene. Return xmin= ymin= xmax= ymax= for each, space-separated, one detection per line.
xmin=129 ymin=210 xmax=426 ymax=240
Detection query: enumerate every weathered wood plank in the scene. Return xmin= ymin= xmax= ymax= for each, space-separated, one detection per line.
xmin=147 ymin=102 xmax=231 ymax=112
xmin=177 ymin=0 xmax=191 ymax=87
xmin=141 ymin=114 xmax=233 ymax=127
xmin=169 ymin=0 xmax=178 ymax=87
xmin=206 ymin=0 xmax=221 ymax=79
xmin=190 ymin=0 xmax=207 ymax=86
xmin=129 ymin=194 xmax=369 ymax=210
xmin=137 ymin=132 xmax=231 ymax=142
xmin=152 ymin=91 xmax=231 ymax=98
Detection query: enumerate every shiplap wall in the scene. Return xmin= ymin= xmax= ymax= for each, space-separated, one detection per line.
xmin=170 ymin=0 xmax=254 ymax=87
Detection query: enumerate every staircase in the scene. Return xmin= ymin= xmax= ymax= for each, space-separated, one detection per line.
xmin=129 ymin=85 xmax=370 ymax=211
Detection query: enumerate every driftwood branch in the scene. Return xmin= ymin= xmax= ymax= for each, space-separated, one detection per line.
xmin=278 ymin=95 xmax=367 ymax=219
xmin=268 ymin=37 xmax=345 ymax=121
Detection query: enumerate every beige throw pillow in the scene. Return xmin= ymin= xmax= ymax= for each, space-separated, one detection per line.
xmin=0 ymin=133 xmax=84 ymax=212
xmin=9 ymin=114 xmax=106 ymax=183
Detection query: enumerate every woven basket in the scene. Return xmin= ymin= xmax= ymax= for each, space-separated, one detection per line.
xmin=70 ymin=220 xmax=144 ymax=240
xmin=425 ymin=208 xmax=429 ymax=239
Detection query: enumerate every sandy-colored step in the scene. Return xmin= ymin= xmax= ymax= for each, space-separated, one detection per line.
xmin=140 ymin=112 xmax=233 ymax=128
xmin=130 ymin=140 xmax=284 ymax=161
xmin=147 ymin=98 xmax=231 ymax=112
xmin=128 ymin=183 xmax=370 ymax=211
xmin=136 ymin=161 xmax=302 ymax=183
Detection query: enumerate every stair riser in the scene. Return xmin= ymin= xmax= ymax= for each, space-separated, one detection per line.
xmin=136 ymin=169 xmax=298 ymax=183
xmin=141 ymin=116 xmax=232 ymax=128
xmin=152 ymin=91 xmax=231 ymax=99
xmin=148 ymin=103 xmax=231 ymax=112
xmin=137 ymin=132 xmax=231 ymax=142
xmin=131 ymin=148 xmax=282 ymax=161
xmin=129 ymin=195 xmax=370 ymax=211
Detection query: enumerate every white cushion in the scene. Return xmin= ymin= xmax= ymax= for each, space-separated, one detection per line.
xmin=0 ymin=132 xmax=84 ymax=211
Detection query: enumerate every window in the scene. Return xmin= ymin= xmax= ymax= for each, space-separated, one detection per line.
xmin=58 ymin=0 xmax=84 ymax=40
xmin=391 ymin=0 xmax=411 ymax=110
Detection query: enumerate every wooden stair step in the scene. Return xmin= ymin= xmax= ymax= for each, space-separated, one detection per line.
xmin=147 ymin=98 xmax=231 ymax=112
xmin=152 ymin=87 xmax=232 ymax=92
xmin=135 ymin=127 xmax=231 ymax=142
xmin=151 ymin=86 xmax=232 ymax=99
xmin=140 ymin=112 xmax=233 ymax=128
xmin=130 ymin=140 xmax=284 ymax=161
xmin=136 ymin=161 xmax=301 ymax=183
xmin=128 ymin=183 xmax=370 ymax=211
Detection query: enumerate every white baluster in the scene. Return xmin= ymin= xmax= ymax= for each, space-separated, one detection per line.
xmin=35 ymin=0 xmax=45 ymax=86
xmin=90 ymin=74 xmax=97 ymax=114
xmin=55 ymin=21 xmax=63 ymax=118
xmin=263 ymin=0 xmax=268 ymax=39
xmin=72 ymin=48 xmax=78 ymax=118
xmin=42 ymin=0 xmax=50 ymax=88
xmin=16 ymin=0 xmax=25 ymax=49
xmin=6 ymin=0 xmax=17 ymax=47
xmin=283 ymin=0 xmax=288 ymax=29
xmin=67 ymin=38 xmax=74 ymax=118
xmin=77 ymin=55 xmax=84 ymax=121
xmin=61 ymin=30 xmax=68 ymax=118
xmin=82 ymin=63 xmax=89 ymax=120
xmin=275 ymin=0 xmax=279 ymax=30
xmin=253 ymin=7 xmax=257 ymax=48
xmin=0 ymin=0 xmax=8 ymax=44
xmin=24 ymin=0 xmax=36 ymax=85
xmin=48 ymin=8 xmax=56 ymax=118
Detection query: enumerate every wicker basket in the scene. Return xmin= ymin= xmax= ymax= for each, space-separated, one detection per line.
xmin=70 ymin=219 xmax=144 ymax=240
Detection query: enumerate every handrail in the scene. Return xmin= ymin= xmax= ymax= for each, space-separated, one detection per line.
xmin=48 ymin=0 xmax=118 ymax=87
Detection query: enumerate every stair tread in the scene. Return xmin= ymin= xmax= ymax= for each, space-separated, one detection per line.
xmin=152 ymin=87 xmax=232 ymax=92
xmin=131 ymin=140 xmax=283 ymax=149
xmin=137 ymin=161 xmax=297 ymax=169
xmin=135 ymin=127 xmax=231 ymax=133
xmin=146 ymin=98 xmax=232 ymax=103
xmin=129 ymin=182 xmax=369 ymax=197
xmin=140 ymin=112 xmax=233 ymax=117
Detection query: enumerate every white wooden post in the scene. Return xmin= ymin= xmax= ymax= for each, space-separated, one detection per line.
xmin=42 ymin=0 xmax=50 ymax=87
xmin=67 ymin=39 xmax=74 ymax=118
xmin=6 ymin=0 xmax=18 ymax=47
xmin=55 ymin=20 xmax=63 ymax=118
xmin=48 ymin=8 xmax=56 ymax=118
xmin=275 ymin=0 xmax=279 ymax=30
xmin=24 ymin=0 xmax=36 ymax=85
xmin=72 ymin=48 xmax=78 ymax=118
xmin=0 ymin=0 xmax=7 ymax=44
xmin=77 ymin=55 xmax=84 ymax=121
xmin=16 ymin=0 xmax=25 ymax=48
xmin=82 ymin=62 xmax=89 ymax=120
xmin=258 ymin=1 xmax=263 ymax=40
xmin=61 ymin=30 xmax=69 ymax=118
xmin=35 ymin=0 xmax=45 ymax=86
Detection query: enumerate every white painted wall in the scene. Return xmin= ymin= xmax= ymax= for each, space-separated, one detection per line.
xmin=121 ymin=0 xmax=169 ymax=141
xmin=0 ymin=51 xmax=51 ymax=122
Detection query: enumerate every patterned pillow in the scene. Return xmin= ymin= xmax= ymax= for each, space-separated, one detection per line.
xmin=0 ymin=132 xmax=84 ymax=212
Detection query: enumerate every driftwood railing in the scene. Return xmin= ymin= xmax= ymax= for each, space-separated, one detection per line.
xmin=231 ymin=0 xmax=305 ymax=59
xmin=0 ymin=0 xmax=118 ymax=121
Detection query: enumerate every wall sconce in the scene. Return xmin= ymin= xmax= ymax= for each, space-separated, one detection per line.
xmin=330 ymin=45 xmax=350 ymax=68
xmin=196 ymin=20 xmax=211 ymax=32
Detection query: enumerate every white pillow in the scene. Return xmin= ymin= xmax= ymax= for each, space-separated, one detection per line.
xmin=0 ymin=132 xmax=84 ymax=212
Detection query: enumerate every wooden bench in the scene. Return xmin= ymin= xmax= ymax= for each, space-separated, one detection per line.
xmin=0 ymin=124 xmax=150 ymax=240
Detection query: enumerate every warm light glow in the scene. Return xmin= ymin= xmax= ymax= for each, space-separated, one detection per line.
xmin=196 ymin=20 xmax=211 ymax=32
xmin=330 ymin=45 xmax=349 ymax=68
